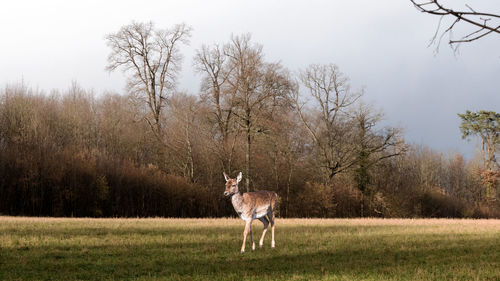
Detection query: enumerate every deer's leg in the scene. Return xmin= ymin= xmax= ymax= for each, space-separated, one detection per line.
xmin=258 ymin=216 xmax=269 ymax=248
xmin=241 ymin=220 xmax=251 ymax=253
xmin=250 ymin=222 xmax=256 ymax=250
xmin=269 ymin=214 xmax=276 ymax=248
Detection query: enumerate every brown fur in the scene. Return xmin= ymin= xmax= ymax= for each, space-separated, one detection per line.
xmin=224 ymin=172 xmax=277 ymax=252
xmin=241 ymin=191 xmax=277 ymax=215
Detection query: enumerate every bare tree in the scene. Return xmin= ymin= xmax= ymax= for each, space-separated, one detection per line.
xmin=410 ymin=0 xmax=500 ymax=50
xmin=105 ymin=21 xmax=192 ymax=140
xmin=225 ymin=34 xmax=263 ymax=192
xmin=264 ymin=107 xmax=306 ymax=217
xmin=194 ymin=44 xmax=232 ymax=141
xmin=295 ymin=64 xmax=362 ymax=182
xmin=295 ymin=64 xmax=404 ymax=184
xmin=194 ymin=43 xmax=239 ymax=174
xmin=352 ymin=102 xmax=405 ymax=216
xmin=225 ymin=34 xmax=294 ymax=191
xmin=168 ymin=93 xmax=198 ymax=182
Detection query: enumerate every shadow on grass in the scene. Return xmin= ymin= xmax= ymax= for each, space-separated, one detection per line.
xmin=0 ymin=226 xmax=499 ymax=280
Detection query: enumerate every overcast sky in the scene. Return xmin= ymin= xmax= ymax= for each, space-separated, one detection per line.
xmin=1 ymin=0 xmax=499 ymax=159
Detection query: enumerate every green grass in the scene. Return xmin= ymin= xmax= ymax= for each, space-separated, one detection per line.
xmin=0 ymin=217 xmax=498 ymax=280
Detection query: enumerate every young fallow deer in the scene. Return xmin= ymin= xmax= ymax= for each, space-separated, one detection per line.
xmin=224 ymin=172 xmax=278 ymax=253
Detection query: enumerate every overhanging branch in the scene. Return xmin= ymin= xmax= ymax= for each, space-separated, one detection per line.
xmin=410 ymin=0 xmax=500 ymax=50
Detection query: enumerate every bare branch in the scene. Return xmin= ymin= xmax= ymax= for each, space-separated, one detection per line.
xmin=410 ymin=0 xmax=500 ymax=51
xmin=105 ymin=21 xmax=192 ymax=141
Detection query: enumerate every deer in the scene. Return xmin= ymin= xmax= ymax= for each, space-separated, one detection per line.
xmin=223 ymin=172 xmax=278 ymax=253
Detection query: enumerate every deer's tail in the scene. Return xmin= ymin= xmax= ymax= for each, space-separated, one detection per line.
xmin=271 ymin=192 xmax=279 ymax=213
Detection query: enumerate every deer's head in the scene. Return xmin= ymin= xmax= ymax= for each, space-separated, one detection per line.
xmin=223 ymin=172 xmax=242 ymax=196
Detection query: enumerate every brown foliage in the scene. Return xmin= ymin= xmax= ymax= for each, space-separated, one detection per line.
xmin=1 ymin=30 xmax=498 ymax=218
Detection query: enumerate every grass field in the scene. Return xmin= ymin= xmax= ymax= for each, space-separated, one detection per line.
xmin=0 ymin=217 xmax=499 ymax=280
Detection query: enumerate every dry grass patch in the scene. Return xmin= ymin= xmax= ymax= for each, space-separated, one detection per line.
xmin=0 ymin=217 xmax=498 ymax=280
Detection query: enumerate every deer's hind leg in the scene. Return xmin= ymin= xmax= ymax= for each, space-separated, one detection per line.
xmin=269 ymin=213 xmax=276 ymax=248
xmin=250 ymin=222 xmax=255 ymax=251
xmin=258 ymin=216 xmax=269 ymax=248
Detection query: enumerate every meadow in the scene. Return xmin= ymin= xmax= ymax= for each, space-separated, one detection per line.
xmin=0 ymin=217 xmax=498 ymax=280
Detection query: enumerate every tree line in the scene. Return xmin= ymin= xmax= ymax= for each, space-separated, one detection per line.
xmin=0 ymin=22 xmax=498 ymax=218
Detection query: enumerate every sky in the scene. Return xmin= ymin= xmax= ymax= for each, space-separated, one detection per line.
xmin=1 ymin=0 xmax=499 ymax=159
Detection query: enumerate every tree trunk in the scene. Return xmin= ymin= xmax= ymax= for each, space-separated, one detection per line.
xmin=185 ymin=118 xmax=194 ymax=182
xmin=245 ymin=121 xmax=251 ymax=192
xmin=286 ymin=159 xmax=293 ymax=218
xmin=360 ymin=192 xmax=364 ymax=218
xmin=273 ymin=148 xmax=279 ymax=191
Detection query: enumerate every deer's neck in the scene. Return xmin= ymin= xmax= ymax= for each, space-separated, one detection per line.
xmin=231 ymin=192 xmax=245 ymax=214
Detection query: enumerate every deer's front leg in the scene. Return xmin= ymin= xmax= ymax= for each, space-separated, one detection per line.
xmin=241 ymin=220 xmax=251 ymax=253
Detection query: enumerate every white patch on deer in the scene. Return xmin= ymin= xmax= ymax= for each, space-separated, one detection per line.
xmin=240 ymin=215 xmax=251 ymax=221
xmin=253 ymin=206 xmax=268 ymax=219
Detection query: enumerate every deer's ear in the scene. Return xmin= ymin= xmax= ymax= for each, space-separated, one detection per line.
xmin=236 ymin=172 xmax=242 ymax=183
xmin=223 ymin=172 xmax=229 ymax=181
